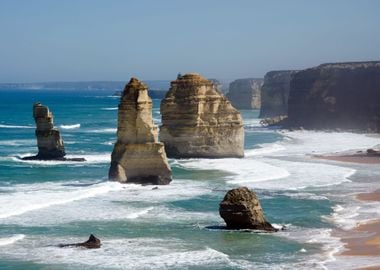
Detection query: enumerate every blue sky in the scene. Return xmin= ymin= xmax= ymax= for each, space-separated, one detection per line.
xmin=0 ymin=0 xmax=379 ymax=82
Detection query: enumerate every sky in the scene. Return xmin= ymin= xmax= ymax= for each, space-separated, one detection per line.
xmin=0 ymin=0 xmax=379 ymax=83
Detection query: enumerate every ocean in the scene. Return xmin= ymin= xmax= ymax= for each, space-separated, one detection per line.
xmin=0 ymin=89 xmax=379 ymax=269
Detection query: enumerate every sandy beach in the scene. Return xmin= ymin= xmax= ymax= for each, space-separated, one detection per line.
xmin=339 ymin=189 xmax=380 ymax=269
xmin=316 ymin=152 xmax=380 ymax=164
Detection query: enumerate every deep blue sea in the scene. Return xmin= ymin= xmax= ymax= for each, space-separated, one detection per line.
xmin=0 ymin=89 xmax=379 ymax=269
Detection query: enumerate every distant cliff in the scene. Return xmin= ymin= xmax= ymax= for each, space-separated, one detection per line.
xmin=226 ymin=78 xmax=263 ymax=109
xmin=259 ymin=71 xmax=297 ymax=118
xmin=286 ymin=61 xmax=380 ymax=132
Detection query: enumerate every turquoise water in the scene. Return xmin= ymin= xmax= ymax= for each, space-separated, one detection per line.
xmin=0 ymin=89 xmax=379 ymax=269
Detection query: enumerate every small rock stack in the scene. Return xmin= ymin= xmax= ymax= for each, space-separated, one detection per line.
xmin=109 ymin=78 xmax=172 ymax=185
xmin=33 ymin=102 xmax=65 ymax=159
xmin=219 ymin=187 xmax=277 ymax=231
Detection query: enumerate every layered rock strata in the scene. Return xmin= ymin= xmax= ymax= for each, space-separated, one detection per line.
xmin=259 ymin=70 xmax=298 ymax=118
xmin=160 ymin=73 xmax=244 ymax=158
xmin=286 ymin=61 xmax=380 ymax=131
xmin=109 ymin=78 xmax=172 ymax=185
xmin=22 ymin=103 xmax=84 ymax=161
xmin=226 ymin=78 xmax=263 ymax=109
xmin=219 ymin=187 xmax=277 ymax=231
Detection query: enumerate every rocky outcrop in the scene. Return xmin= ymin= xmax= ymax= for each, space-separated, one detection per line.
xmin=22 ymin=103 xmax=84 ymax=161
xmin=226 ymin=78 xmax=263 ymax=109
xmin=219 ymin=187 xmax=277 ymax=231
xmin=286 ymin=61 xmax=380 ymax=131
xmin=58 ymin=234 xmax=101 ymax=249
xmin=108 ymin=78 xmax=172 ymax=185
xmin=259 ymin=70 xmax=298 ymax=118
xmin=160 ymin=73 xmax=244 ymax=158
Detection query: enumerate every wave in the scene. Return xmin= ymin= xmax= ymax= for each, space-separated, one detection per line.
xmin=88 ymin=128 xmax=117 ymax=134
xmin=0 ymin=124 xmax=33 ymax=129
xmin=12 ymin=153 xmax=110 ymax=166
xmin=0 ymin=182 xmax=123 ymax=219
xmin=101 ymin=107 xmax=118 ymax=110
xmin=59 ymin=124 xmax=80 ymax=129
xmin=0 ymin=234 xmax=25 ymax=246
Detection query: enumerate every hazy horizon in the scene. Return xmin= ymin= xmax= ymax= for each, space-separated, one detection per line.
xmin=0 ymin=0 xmax=379 ymax=83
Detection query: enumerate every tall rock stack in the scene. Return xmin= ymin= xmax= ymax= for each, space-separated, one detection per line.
xmin=259 ymin=70 xmax=298 ymax=118
xmin=226 ymin=78 xmax=263 ymax=109
xmin=32 ymin=102 xmax=65 ymax=159
xmin=109 ymin=78 xmax=172 ymax=185
xmin=160 ymin=73 xmax=244 ymax=158
xmin=287 ymin=61 xmax=380 ymax=131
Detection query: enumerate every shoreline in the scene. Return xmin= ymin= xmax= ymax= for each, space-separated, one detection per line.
xmin=315 ymin=152 xmax=380 ymax=165
xmin=339 ymin=189 xmax=380 ymax=269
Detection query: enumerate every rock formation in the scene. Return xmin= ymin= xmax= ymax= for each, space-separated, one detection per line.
xmin=226 ymin=78 xmax=263 ymax=109
xmin=219 ymin=187 xmax=277 ymax=231
xmin=286 ymin=61 xmax=380 ymax=131
xmin=58 ymin=234 xmax=101 ymax=249
xmin=160 ymin=73 xmax=244 ymax=158
xmin=259 ymin=70 xmax=298 ymax=118
xmin=108 ymin=78 xmax=172 ymax=185
xmin=22 ymin=103 xmax=84 ymax=161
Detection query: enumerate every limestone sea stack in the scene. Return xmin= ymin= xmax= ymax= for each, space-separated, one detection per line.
xmin=108 ymin=78 xmax=172 ymax=185
xmin=219 ymin=187 xmax=277 ymax=231
xmin=22 ymin=103 xmax=85 ymax=161
xmin=226 ymin=78 xmax=263 ymax=109
xmin=160 ymin=73 xmax=244 ymax=158
xmin=286 ymin=61 xmax=380 ymax=131
xmin=259 ymin=70 xmax=298 ymax=118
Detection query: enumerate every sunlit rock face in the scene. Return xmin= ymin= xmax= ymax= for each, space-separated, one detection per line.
xmin=226 ymin=78 xmax=263 ymax=109
xmin=160 ymin=73 xmax=244 ymax=158
xmin=259 ymin=70 xmax=297 ymax=118
xmin=287 ymin=61 xmax=380 ymax=132
xmin=109 ymin=78 xmax=172 ymax=185
xmin=32 ymin=102 xmax=66 ymax=159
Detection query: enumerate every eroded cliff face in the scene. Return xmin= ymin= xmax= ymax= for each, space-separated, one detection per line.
xmin=287 ymin=61 xmax=380 ymax=132
xmin=226 ymin=78 xmax=263 ymax=109
xmin=32 ymin=103 xmax=66 ymax=159
xmin=109 ymin=78 xmax=172 ymax=184
xmin=160 ymin=73 xmax=244 ymax=158
xmin=259 ymin=71 xmax=297 ymax=118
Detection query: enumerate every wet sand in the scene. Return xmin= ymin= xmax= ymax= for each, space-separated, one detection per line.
xmin=316 ymin=154 xmax=380 ymax=164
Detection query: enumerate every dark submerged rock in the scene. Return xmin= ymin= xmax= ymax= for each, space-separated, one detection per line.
xmin=58 ymin=234 xmax=101 ymax=249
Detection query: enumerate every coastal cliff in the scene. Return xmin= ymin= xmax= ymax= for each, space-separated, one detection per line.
xmin=109 ymin=78 xmax=172 ymax=184
xmin=160 ymin=73 xmax=244 ymax=158
xmin=286 ymin=61 xmax=380 ymax=131
xmin=259 ymin=70 xmax=297 ymax=118
xmin=226 ymin=78 xmax=263 ymax=109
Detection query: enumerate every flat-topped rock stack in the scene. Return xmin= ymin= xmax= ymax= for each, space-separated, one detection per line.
xmin=226 ymin=78 xmax=263 ymax=109
xmin=160 ymin=73 xmax=244 ymax=158
xmin=109 ymin=77 xmax=172 ymax=185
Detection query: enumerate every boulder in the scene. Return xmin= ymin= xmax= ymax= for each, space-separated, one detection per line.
xmin=160 ymin=73 xmax=244 ymax=158
xmin=286 ymin=61 xmax=380 ymax=131
xmin=259 ymin=70 xmax=298 ymax=118
xmin=22 ymin=103 xmax=85 ymax=161
xmin=109 ymin=78 xmax=172 ymax=185
xmin=219 ymin=187 xmax=277 ymax=231
xmin=58 ymin=234 xmax=101 ymax=249
xmin=226 ymin=78 xmax=263 ymax=109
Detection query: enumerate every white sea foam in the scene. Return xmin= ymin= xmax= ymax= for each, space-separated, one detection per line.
xmin=0 ymin=234 xmax=25 ymax=246
xmin=0 ymin=236 xmax=232 ymax=270
xmin=11 ymin=153 xmax=110 ymax=166
xmin=0 ymin=139 xmax=35 ymax=146
xmin=0 ymin=181 xmax=123 ymax=219
xmin=101 ymin=107 xmax=118 ymax=110
xmin=59 ymin=124 xmax=80 ymax=129
xmin=0 ymin=124 xmax=33 ymax=129
xmin=89 ymin=128 xmax=117 ymax=133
